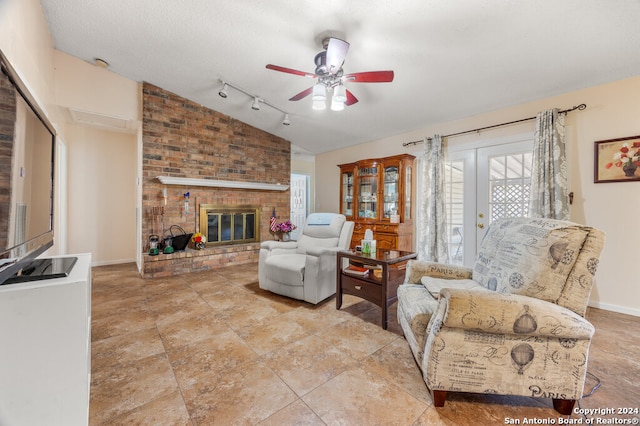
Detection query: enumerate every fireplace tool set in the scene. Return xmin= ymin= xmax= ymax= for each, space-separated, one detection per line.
xmin=148 ymin=206 xmax=165 ymax=255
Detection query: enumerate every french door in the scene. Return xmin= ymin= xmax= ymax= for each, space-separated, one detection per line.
xmin=289 ymin=173 xmax=309 ymax=240
xmin=443 ymin=138 xmax=533 ymax=266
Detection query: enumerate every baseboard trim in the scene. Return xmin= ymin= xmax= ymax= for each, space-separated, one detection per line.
xmin=91 ymin=258 xmax=136 ymax=267
xmin=588 ymin=301 xmax=640 ymax=317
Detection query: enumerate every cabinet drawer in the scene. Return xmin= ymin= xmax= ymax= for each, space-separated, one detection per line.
xmin=376 ymin=223 xmax=398 ymax=233
xmin=376 ymin=234 xmax=397 ymax=249
xmin=341 ymin=275 xmax=383 ymax=306
xmin=352 ymin=230 xmax=365 ymax=241
xmin=354 ymin=222 xmax=369 ymax=231
xmin=376 ymin=239 xmax=395 ymax=250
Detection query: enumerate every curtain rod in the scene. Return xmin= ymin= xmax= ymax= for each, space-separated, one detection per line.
xmin=402 ymin=103 xmax=587 ymax=147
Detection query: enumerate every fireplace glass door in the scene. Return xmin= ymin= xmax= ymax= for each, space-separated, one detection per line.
xmin=200 ymin=205 xmax=259 ymax=246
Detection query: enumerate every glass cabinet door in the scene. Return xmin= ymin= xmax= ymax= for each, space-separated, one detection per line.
xmin=341 ymin=171 xmax=354 ymax=217
xmin=358 ymin=166 xmax=378 ymax=219
xmin=383 ymin=165 xmax=399 ymax=219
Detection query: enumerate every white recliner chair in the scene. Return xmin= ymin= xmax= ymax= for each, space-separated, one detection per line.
xmin=258 ymin=213 xmax=354 ymax=304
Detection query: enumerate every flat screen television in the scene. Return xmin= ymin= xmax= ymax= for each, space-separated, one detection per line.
xmin=0 ymin=49 xmax=68 ymax=285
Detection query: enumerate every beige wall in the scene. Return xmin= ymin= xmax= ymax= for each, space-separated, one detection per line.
xmin=316 ymin=76 xmax=640 ymax=316
xmin=53 ymin=51 xmax=141 ymax=266
xmin=54 ymin=51 xmax=140 ymax=121
xmin=66 ymin=125 xmax=137 ymax=264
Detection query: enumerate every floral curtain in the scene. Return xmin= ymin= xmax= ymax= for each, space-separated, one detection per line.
xmin=416 ymin=135 xmax=450 ymax=262
xmin=529 ymin=109 xmax=569 ymax=220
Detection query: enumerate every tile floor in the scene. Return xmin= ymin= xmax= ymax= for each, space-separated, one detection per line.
xmin=90 ymin=263 xmax=640 ymax=425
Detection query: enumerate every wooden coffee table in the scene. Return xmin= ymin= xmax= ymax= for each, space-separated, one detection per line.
xmin=336 ymin=249 xmax=417 ymax=329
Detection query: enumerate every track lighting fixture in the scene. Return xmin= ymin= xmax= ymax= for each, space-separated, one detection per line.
xmin=216 ymin=79 xmax=289 ymax=124
xmin=218 ymin=82 xmax=228 ymax=98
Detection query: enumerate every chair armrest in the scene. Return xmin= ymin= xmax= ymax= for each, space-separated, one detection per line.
xmin=404 ymin=260 xmax=473 ymax=284
xmin=260 ymin=240 xmax=298 ymax=251
xmin=305 ymin=246 xmax=340 ymax=257
xmin=436 ymin=288 xmax=594 ymax=339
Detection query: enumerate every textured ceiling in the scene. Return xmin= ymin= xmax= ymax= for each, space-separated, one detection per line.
xmin=39 ymin=0 xmax=640 ymax=154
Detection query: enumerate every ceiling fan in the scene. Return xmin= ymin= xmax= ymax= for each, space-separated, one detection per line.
xmin=266 ymin=37 xmax=394 ymax=111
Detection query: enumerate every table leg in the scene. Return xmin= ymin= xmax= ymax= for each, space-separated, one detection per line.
xmin=336 ymin=255 xmax=343 ymax=309
xmin=381 ymin=263 xmax=388 ymax=330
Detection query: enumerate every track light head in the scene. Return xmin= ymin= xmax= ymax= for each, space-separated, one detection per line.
xmin=218 ymin=83 xmax=228 ymax=98
xmin=251 ymin=97 xmax=261 ymax=110
xmin=282 ymin=114 xmax=290 ymax=126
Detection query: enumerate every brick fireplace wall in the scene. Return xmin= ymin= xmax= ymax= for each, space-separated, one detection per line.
xmin=141 ymin=83 xmax=290 ymax=278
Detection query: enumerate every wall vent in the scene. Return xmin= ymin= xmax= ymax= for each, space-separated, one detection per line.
xmin=68 ymin=108 xmax=134 ymax=131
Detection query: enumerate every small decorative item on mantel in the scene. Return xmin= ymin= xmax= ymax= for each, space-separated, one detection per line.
xmin=275 ymin=220 xmax=297 ymax=241
xmin=192 ymin=232 xmax=206 ymax=249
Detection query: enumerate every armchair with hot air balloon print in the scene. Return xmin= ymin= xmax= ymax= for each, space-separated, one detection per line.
xmin=396 ymin=217 xmax=605 ymax=414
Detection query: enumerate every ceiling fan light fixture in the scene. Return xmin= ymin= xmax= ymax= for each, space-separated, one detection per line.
xmin=251 ymin=97 xmax=261 ymax=110
xmin=312 ymin=83 xmax=326 ymax=101
xmin=333 ymin=84 xmax=347 ymax=103
xmin=312 ymin=99 xmax=326 ymax=110
xmin=218 ymin=83 xmax=228 ymax=98
xmin=330 ymin=98 xmax=345 ymax=111
xmin=265 ymin=35 xmax=394 ymax=110
xmin=282 ymin=114 xmax=290 ymax=126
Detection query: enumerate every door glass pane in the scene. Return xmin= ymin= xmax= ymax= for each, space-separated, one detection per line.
xmin=405 ymin=166 xmax=412 ymax=220
xmin=358 ymin=167 xmax=377 ymax=219
xmin=383 ymin=166 xmax=399 ymax=218
xmin=208 ymin=215 xmax=219 ymax=243
xmin=290 ymin=173 xmax=308 ymax=241
xmin=342 ymin=171 xmax=353 ymax=217
xmin=489 ymin=153 xmax=531 ymax=221
xmin=233 ymin=213 xmax=244 ymax=240
xmin=245 ymin=214 xmax=255 ymax=240
xmin=444 ymin=160 xmax=465 ymax=265
xmin=221 ymin=214 xmax=231 ymax=241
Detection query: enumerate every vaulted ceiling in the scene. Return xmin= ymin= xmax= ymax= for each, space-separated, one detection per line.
xmin=40 ymin=0 xmax=640 ymax=154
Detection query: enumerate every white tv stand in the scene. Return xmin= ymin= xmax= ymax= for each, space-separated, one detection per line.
xmin=0 ymin=253 xmax=91 ymax=426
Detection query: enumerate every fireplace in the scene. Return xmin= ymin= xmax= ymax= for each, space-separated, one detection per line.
xmin=199 ymin=205 xmax=260 ymax=247
xmin=141 ymin=84 xmax=290 ymax=278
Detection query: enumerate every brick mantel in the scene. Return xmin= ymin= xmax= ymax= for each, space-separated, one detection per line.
xmin=141 ymin=83 xmax=291 ymax=278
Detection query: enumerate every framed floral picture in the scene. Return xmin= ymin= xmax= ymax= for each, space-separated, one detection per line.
xmin=594 ymin=136 xmax=640 ymax=183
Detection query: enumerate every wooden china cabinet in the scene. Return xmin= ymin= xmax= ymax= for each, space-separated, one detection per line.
xmin=338 ymin=154 xmax=415 ymax=251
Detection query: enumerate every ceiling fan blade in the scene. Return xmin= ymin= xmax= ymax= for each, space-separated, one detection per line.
xmin=325 ymin=38 xmax=350 ymax=75
xmin=345 ymin=89 xmax=358 ymax=106
xmin=289 ymin=86 xmax=314 ymax=101
xmin=266 ymin=64 xmax=316 ymax=78
xmin=343 ymin=70 xmax=395 ymax=83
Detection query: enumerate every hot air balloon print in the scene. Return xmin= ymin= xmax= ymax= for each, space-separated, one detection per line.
xmin=511 ymin=343 xmax=535 ymax=375
xmin=513 ymin=305 xmax=538 ymax=334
